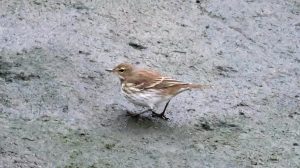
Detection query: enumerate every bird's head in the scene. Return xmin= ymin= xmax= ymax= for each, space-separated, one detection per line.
xmin=106 ymin=63 xmax=134 ymax=79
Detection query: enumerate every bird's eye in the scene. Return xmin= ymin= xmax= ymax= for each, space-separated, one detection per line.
xmin=119 ymin=69 xmax=125 ymax=72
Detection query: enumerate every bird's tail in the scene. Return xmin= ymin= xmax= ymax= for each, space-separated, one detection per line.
xmin=187 ymin=83 xmax=212 ymax=90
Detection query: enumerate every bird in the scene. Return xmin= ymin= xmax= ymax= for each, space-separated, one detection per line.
xmin=106 ymin=63 xmax=210 ymax=120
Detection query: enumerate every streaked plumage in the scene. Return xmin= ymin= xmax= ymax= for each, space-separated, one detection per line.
xmin=106 ymin=63 xmax=209 ymax=120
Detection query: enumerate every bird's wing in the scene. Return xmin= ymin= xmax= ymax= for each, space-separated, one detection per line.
xmin=145 ymin=76 xmax=188 ymax=89
xmin=126 ymin=69 xmax=188 ymax=90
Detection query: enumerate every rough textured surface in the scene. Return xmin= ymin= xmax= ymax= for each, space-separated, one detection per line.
xmin=0 ymin=0 xmax=299 ymax=167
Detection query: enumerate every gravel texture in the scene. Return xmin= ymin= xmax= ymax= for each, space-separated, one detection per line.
xmin=0 ymin=0 xmax=299 ymax=167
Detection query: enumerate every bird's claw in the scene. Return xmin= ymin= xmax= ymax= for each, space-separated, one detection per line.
xmin=152 ymin=112 xmax=169 ymax=120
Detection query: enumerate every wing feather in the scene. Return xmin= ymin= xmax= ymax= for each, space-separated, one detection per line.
xmin=125 ymin=69 xmax=189 ymax=90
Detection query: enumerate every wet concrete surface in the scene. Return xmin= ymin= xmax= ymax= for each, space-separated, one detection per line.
xmin=0 ymin=0 xmax=299 ymax=167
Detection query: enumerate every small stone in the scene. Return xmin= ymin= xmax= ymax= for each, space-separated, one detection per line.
xmin=201 ymin=122 xmax=213 ymax=131
xmin=105 ymin=143 xmax=115 ymax=150
xmin=128 ymin=42 xmax=147 ymax=50
xmin=251 ymin=161 xmax=258 ymax=165
xmin=62 ymin=105 xmax=68 ymax=113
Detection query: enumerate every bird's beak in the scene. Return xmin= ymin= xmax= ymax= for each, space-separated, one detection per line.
xmin=105 ymin=69 xmax=113 ymax=72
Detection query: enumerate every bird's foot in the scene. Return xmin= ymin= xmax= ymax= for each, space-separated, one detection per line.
xmin=152 ymin=112 xmax=169 ymax=120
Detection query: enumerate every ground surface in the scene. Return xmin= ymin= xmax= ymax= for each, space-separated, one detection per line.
xmin=0 ymin=0 xmax=299 ymax=167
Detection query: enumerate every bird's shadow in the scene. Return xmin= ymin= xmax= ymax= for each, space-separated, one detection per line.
xmin=105 ymin=103 xmax=188 ymax=132
xmin=105 ymin=105 xmax=175 ymax=133
xmin=117 ymin=112 xmax=170 ymax=130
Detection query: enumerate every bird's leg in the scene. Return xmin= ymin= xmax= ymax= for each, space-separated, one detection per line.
xmin=152 ymin=100 xmax=171 ymax=120
xmin=126 ymin=109 xmax=152 ymax=117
